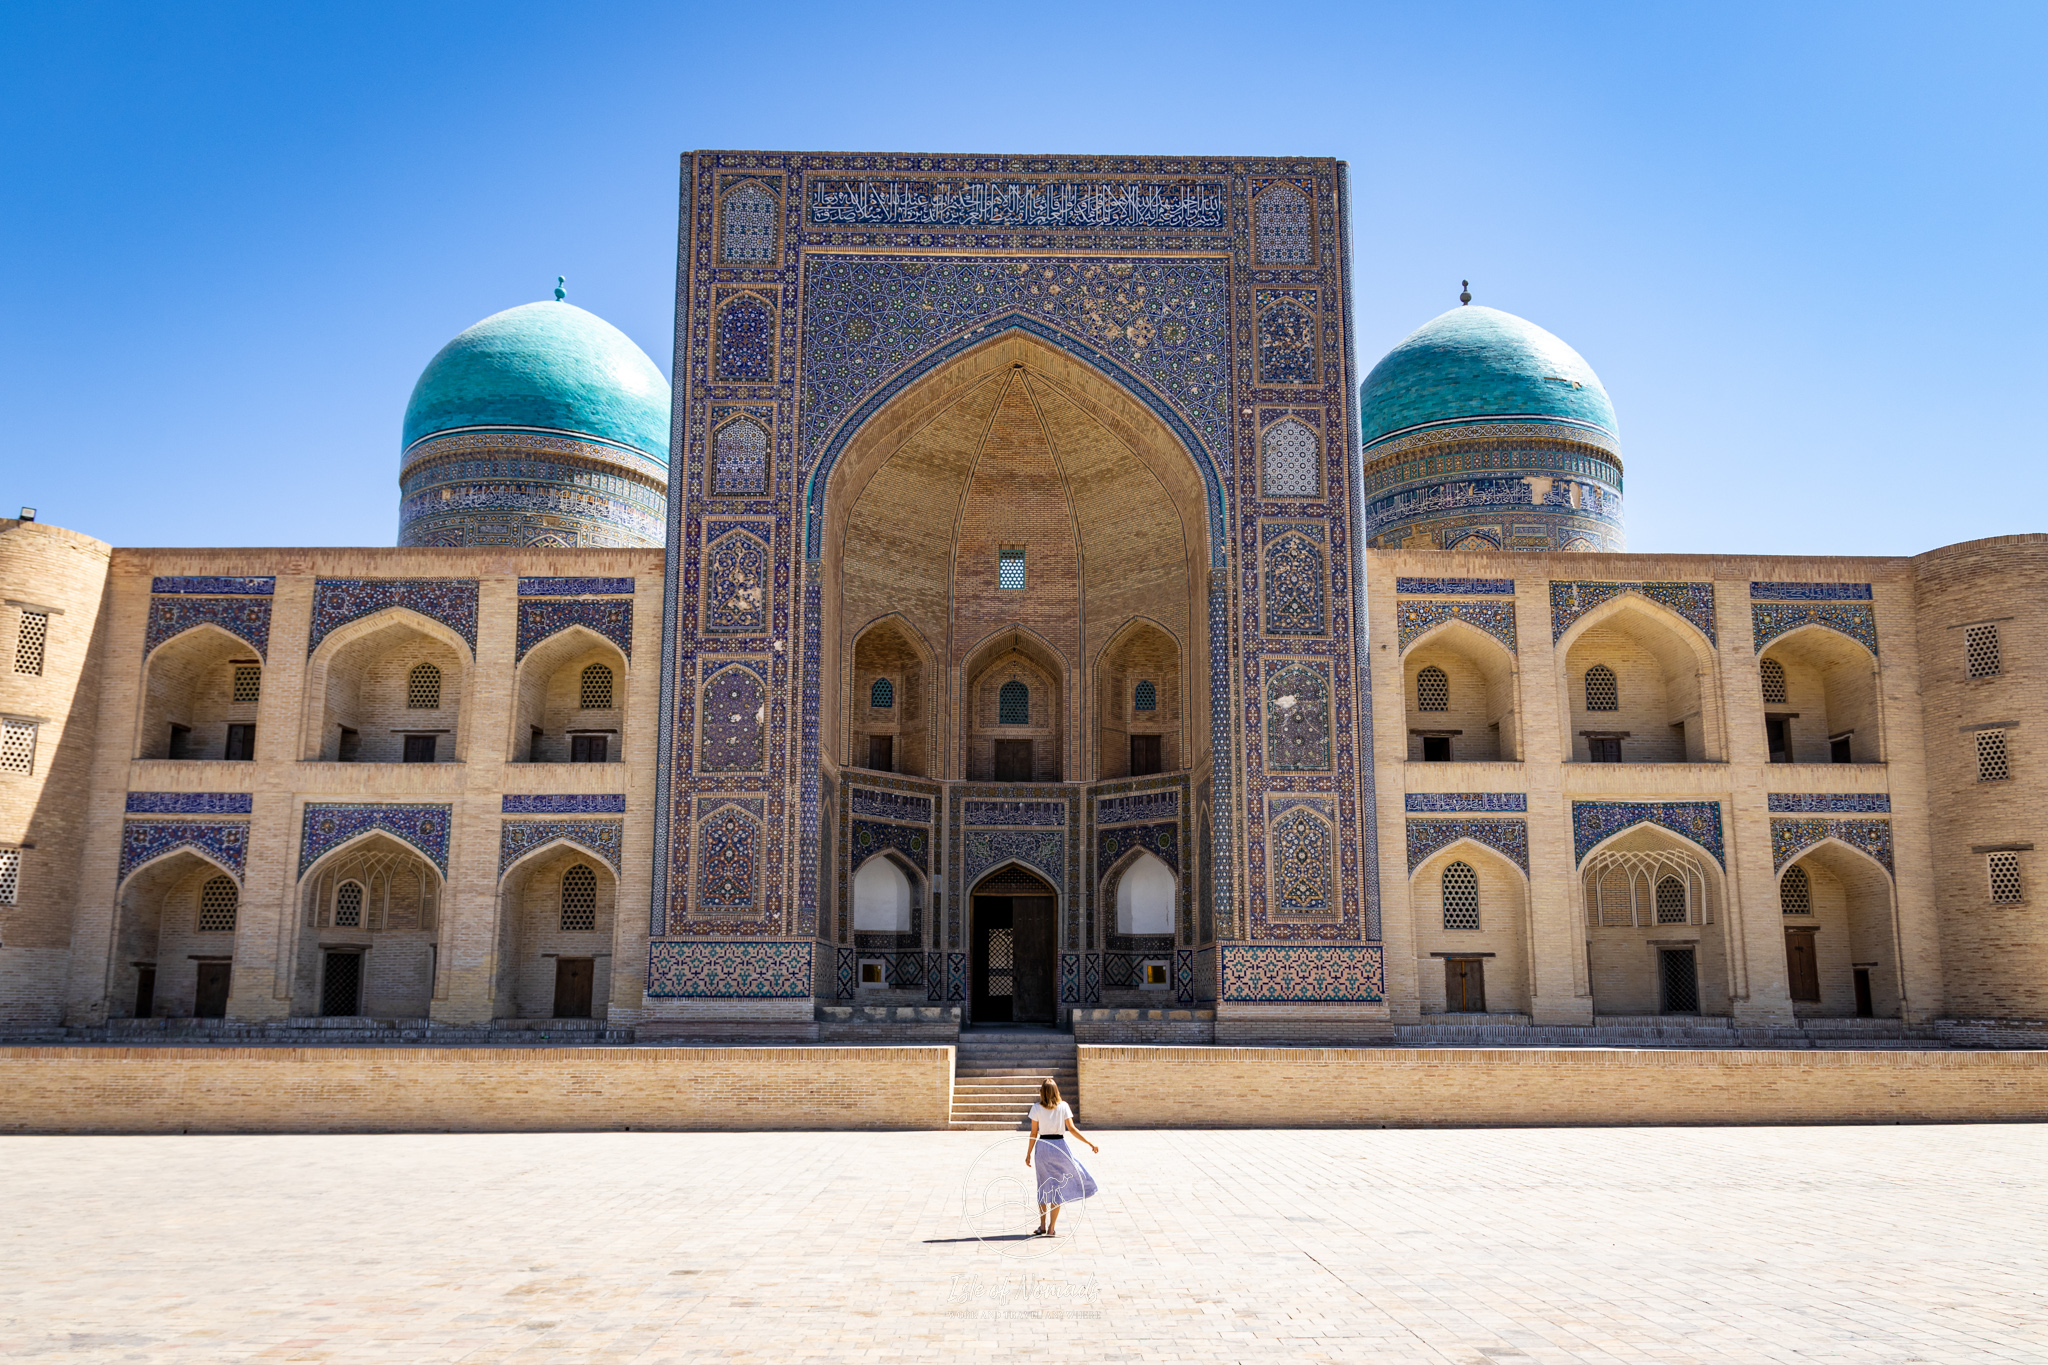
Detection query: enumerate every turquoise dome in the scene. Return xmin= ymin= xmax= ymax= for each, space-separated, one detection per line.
xmin=402 ymin=301 xmax=671 ymax=461
xmin=1358 ymin=305 xmax=1616 ymax=448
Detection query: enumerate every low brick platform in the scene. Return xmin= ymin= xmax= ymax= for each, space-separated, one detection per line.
xmin=0 ymin=1045 xmax=954 ymax=1135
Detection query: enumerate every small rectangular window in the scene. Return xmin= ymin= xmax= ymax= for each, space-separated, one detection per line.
xmin=529 ymin=727 xmax=543 ymax=763
xmin=0 ymin=847 xmax=19 ymax=904
xmin=1829 ymin=733 xmax=1854 ymax=764
xmin=1141 ymin=960 xmax=1169 ymax=987
xmin=1130 ymin=733 xmax=1161 ymax=776
xmin=167 ymin=723 xmax=192 ymax=760
xmin=338 ymin=726 xmax=361 ymax=762
xmin=1421 ymin=735 xmax=1452 ymax=763
xmin=1765 ymin=716 xmax=1792 ymax=764
xmin=402 ymin=734 xmax=438 ymax=763
xmin=867 ymin=734 xmax=894 ymax=772
xmin=232 ymin=664 xmax=261 ymax=703
xmin=14 ymin=611 xmax=47 ymax=676
xmin=224 ymin=724 xmax=256 ymax=761
xmin=1977 ymin=729 xmax=2010 ymax=782
xmin=1589 ymin=736 xmax=1623 ymax=764
xmin=570 ymin=733 xmax=608 ymax=763
xmin=997 ymin=546 xmax=1026 ymax=590
xmin=1989 ymin=851 xmax=2024 ymax=904
xmin=1966 ymin=623 xmax=2001 ymax=679
xmin=0 ymin=720 xmax=35 ymax=775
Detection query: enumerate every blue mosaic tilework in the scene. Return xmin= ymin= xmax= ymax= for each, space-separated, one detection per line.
xmin=1405 ymin=792 xmax=1527 ymax=813
xmin=499 ymin=818 xmax=623 ymax=875
xmin=851 ymin=819 xmax=929 ymax=874
xmin=694 ymin=798 xmax=764 ymax=915
xmin=1752 ymin=602 xmax=1879 ymax=656
xmin=519 ymin=577 xmax=635 ymax=596
xmin=1751 ymin=582 xmax=1872 ymax=601
xmin=1098 ymin=821 xmax=1179 ymax=876
xmin=713 ymin=290 xmax=776 ymax=381
xmin=1219 ymin=944 xmax=1384 ymax=1003
xmin=1097 ymin=790 xmax=1178 ymax=826
xmin=126 ymin=792 xmax=253 ymax=815
xmin=1572 ymin=801 xmax=1725 ymax=867
xmin=144 ymin=596 xmax=271 ymax=660
xmin=646 ymin=940 xmax=813 ymax=998
xmin=719 ymin=178 xmax=780 ymax=263
xmin=807 ymin=176 xmax=1228 ymax=229
xmin=151 ymin=576 xmax=273 ymax=596
xmin=1394 ymin=600 xmax=1517 ymax=654
xmin=699 ymin=663 xmax=768 ymax=773
xmin=119 ymin=820 xmax=247 ymax=883
xmin=1406 ymin=818 xmax=1529 ymax=875
xmin=1268 ymin=798 xmax=1335 ymax=916
xmin=1252 ymin=177 xmax=1315 ymax=266
xmin=711 ymin=415 xmax=771 ymax=496
xmin=850 ymin=787 xmax=933 ymax=824
xmin=1262 ymin=525 xmax=1326 ymax=636
xmin=1395 ymin=577 xmax=1514 ymax=596
xmin=300 ymin=803 xmax=452 ymax=876
xmin=1059 ymin=953 xmax=1082 ymax=1005
xmin=308 ymin=580 xmax=478 ymax=655
xmin=1254 ymin=289 xmax=1318 ymax=387
xmin=704 ymin=530 xmax=770 ymax=634
xmin=963 ymin=800 xmax=1067 ymax=828
xmin=1551 ymin=581 xmax=1716 ymax=644
xmin=1264 ymin=661 xmax=1332 ymax=772
xmin=516 ymin=598 xmax=633 ymax=661
xmin=1767 ymin=793 xmax=1891 ymax=814
xmin=1772 ymin=817 xmax=1894 ymax=874
xmin=502 ymin=794 xmax=627 ymax=814
xmin=961 ymin=828 xmax=1064 ymax=891
xmin=1173 ymin=947 xmax=1196 ymax=1004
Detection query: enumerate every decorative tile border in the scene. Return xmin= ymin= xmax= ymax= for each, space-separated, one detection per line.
xmin=1395 ymin=577 xmax=1514 ymax=596
xmin=646 ymin=940 xmax=814 ymax=998
xmin=1752 ymin=601 xmax=1878 ymax=656
xmin=1405 ymin=818 xmax=1530 ymax=875
xmin=962 ymin=799 xmax=1068 ymax=828
xmin=1395 ymin=600 xmax=1517 ymax=654
xmin=144 ymin=596 xmax=271 ymax=660
xmin=1771 ymin=817 xmax=1894 ymax=874
xmin=1218 ymin=944 xmax=1384 ymax=1002
xmin=150 ymin=576 xmax=273 ymax=596
xmin=850 ymin=818 xmax=929 ymax=874
xmin=1572 ymin=800 xmax=1725 ymax=867
xmin=960 ymin=828 xmax=1064 ymax=891
xmin=299 ymin=803 xmax=452 ymax=876
xmin=1098 ymin=821 xmax=1180 ymax=876
xmin=517 ymin=598 xmax=633 ymax=661
xmin=119 ymin=820 xmax=248 ymax=883
xmin=126 ymin=792 xmax=253 ymax=815
xmin=502 ymin=794 xmax=627 ymax=814
xmin=499 ymin=818 xmax=623 ymax=875
xmin=1551 ymin=581 xmax=1717 ymax=645
xmin=308 ymin=579 xmax=479 ymax=655
xmin=1404 ymin=792 xmax=1526 ymax=814
xmin=1096 ymin=790 xmax=1179 ymax=826
xmin=519 ymin=577 xmax=635 ymax=596
xmin=1751 ymin=582 xmax=1872 ymax=601
xmin=849 ymin=788 xmax=932 ymax=824
xmin=1767 ymin=793 xmax=1891 ymax=814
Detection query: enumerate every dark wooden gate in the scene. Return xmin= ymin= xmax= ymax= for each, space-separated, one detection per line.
xmin=1785 ymin=929 xmax=1821 ymax=1002
xmin=1444 ymin=957 xmax=1486 ymax=1013
xmin=553 ymin=958 xmax=594 ymax=1018
xmin=194 ymin=962 xmax=231 ymax=1018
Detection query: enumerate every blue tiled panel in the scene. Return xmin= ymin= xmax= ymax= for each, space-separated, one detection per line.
xmin=300 ymin=803 xmax=452 ymax=875
xmin=308 ymin=580 xmax=478 ymax=655
xmin=1097 ymin=790 xmax=1179 ymax=826
xmin=517 ymin=598 xmax=633 ymax=662
xmin=126 ymin=792 xmax=253 ymax=815
xmin=499 ymin=818 xmax=623 ymax=875
xmin=150 ymin=576 xmax=273 ymax=596
xmin=963 ymin=800 xmax=1067 ymax=828
xmin=1405 ymin=818 xmax=1529 ymax=874
xmin=850 ymin=819 xmax=929 ymax=873
xmin=1571 ymin=800 xmax=1725 ymax=867
xmin=1551 ymin=581 xmax=1716 ymax=645
xmin=1395 ymin=600 xmax=1517 ymax=653
xmin=1218 ymin=944 xmax=1384 ymax=1002
xmin=1404 ymin=792 xmax=1526 ymax=813
xmin=1097 ymin=821 xmax=1179 ymax=875
xmin=849 ymin=788 xmax=932 ymax=824
xmin=518 ymin=577 xmax=636 ymax=596
xmin=1395 ymin=577 xmax=1514 ymax=596
xmin=119 ymin=820 xmax=248 ymax=883
xmin=1767 ymin=793 xmax=1890 ymax=814
xmin=144 ymin=596 xmax=271 ymax=660
xmin=1751 ymin=582 xmax=1872 ymax=601
xmin=503 ymin=794 xmax=627 ymax=814
xmin=645 ymin=940 xmax=813 ymax=998
xmin=1752 ymin=602 xmax=1878 ymax=655
xmin=1771 ymin=817 xmax=1893 ymax=873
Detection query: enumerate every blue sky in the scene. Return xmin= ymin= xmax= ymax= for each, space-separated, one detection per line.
xmin=5 ymin=1 xmax=2042 ymax=554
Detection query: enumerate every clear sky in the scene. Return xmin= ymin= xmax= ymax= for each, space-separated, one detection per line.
xmin=5 ymin=1 xmax=2042 ymax=556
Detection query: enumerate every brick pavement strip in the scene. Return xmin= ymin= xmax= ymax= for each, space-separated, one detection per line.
xmin=1 ymin=1126 xmax=2044 ymax=1363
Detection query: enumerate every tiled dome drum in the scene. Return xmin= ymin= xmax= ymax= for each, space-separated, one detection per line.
xmin=398 ymin=299 xmax=671 ymax=548
xmin=1358 ymin=304 xmax=1622 ymax=552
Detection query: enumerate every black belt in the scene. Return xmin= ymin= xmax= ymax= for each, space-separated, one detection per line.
xmin=1040 ymin=1133 xmax=1065 ymax=1140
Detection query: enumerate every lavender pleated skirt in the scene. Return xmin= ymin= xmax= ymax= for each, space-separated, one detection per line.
xmin=1032 ymin=1138 xmax=1100 ymax=1206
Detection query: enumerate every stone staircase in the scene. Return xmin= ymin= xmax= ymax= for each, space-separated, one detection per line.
xmin=949 ymin=1028 xmax=1079 ymax=1131
xmin=1389 ymin=1014 xmax=1953 ymax=1050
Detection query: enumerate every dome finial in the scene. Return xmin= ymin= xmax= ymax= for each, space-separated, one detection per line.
xmin=554 ymin=276 xmax=566 ymax=303
xmin=1459 ymin=280 xmax=1471 ymax=306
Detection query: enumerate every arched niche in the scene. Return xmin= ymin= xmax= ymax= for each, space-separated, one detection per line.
xmin=1401 ymin=618 xmax=1519 ymax=762
xmin=852 ymin=852 xmax=915 ymax=933
xmin=1409 ymin=842 xmax=1530 ymax=1015
xmin=112 ymin=850 xmax=242 ymax=1018
xmin=137 ymin=625 xmax=262 ymax=761
xmin=294 ymin=832 xmax=443 ymax=1018
xmin=1778 ymin=841 xmax=1899 ymax=1018
xmin=1112 ymin=850 xmax=1176 ymax=935
xmin=1096 ymin=618 xmax=1182 ymax=779
xmin=963 ymin=629 xmax=1065 ymax=782
xmin=1579 ymin=825 xmax=1729 ymax=1016
xmin=496 ymin=843 xmax=618 ymax=1020
xmin=510 ymin=626 xmax=628 ymax=764
xmin=1560 ymin=598 xmax=1722 ymax=764
xmin=1759 ymin=625 xmax=1882 ymax=765
xmin=848 ymin=615 xmax=933 ymax=776
xmin=303 ymin=609 xmax=471 ymax=764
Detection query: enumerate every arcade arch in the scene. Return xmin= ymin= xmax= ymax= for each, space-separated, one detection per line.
xmin=1561 ymin=599 xmax=1721 ymax=764
xmin=1758 ymin=626 xmax=1881 ymax=764
xmin=1580 ymin=826 xmax=1729 ymax=1016
xmin=304 ymin=610 xmax=470 ymax=764
xmin=1402 ymin=619 xmax=1518 ymax=762
xmin=294 ymin=833 xmax=443 ymax=1018
xmin=1410 ymin=842 xmax=1531 ymax=1015
xmin=511 ymin=626 xmax=627 ymax=764
xmin=496 ymin=844 xmax=617 ymax=1020
xmin=137 ymin=625 xmax=262 ymax=761
xmin=1777 ymin=842 xmax=1900 ymax=1017
xmin=112 ymin=850 xmax=242 ymax=1018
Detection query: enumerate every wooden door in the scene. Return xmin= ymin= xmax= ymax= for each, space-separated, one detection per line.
xmin=553 ymin=958 xmax=594 ymax=1018
xmin=194 ymin=962 xmax=231 ymax=1018
xmin=993 ymin=740 xmax=1032 ymax=782
xmin=1130 ymin=734 xmax=1161 ymax=776
xmin=133 ymin=966 xmax=156 ymax=1019
xmin=971 ymin=898 xmax=1014 ymax=1023
xmin=1444 ymin=958 xmax=1485 ymax=1013
xmin=867 ymin=734 xmax=894 ymax=772
xmin=1012 ymin=895 xmax=1057 ymax=1024
xmin=1785 ymin=929 xmax=1820 ymax=1002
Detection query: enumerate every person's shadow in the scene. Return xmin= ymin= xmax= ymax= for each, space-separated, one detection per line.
xmin=921 ymin=1234 xmax=1036 ymax=1242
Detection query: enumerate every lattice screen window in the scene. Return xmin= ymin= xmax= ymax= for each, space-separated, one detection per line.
xmin=197 ymin=875 xmax=239 ymax=932
xmin=406 ymin=663 xmax=442 ymax=709
xmin=712 ymin=418 xmax=769 ymax=496
xmin=0 ymin=848 xmax=18 ymax=905
xmin=1760 ymin=657 xmax=1787 ymax=704
xmin=1977 ymin=729 xmax=2011 ymax=782
xmin=1967 ymin=624 xmax=2002 ymax=679
xmin=1260 ymin=417 xmax=1319 ymax=497
xmin=1441 ymin=860 xmax=1480 ymax=930
xmin=14 ymin=611 xmax=46 ymax=676
xmin=334 ymin=880 xmax=364 ymax=928
xmin=998 ymin=680 xmax=1029 ymax=725
xmin=1988 ymin=851 xmax=2024 ymax=905
xmin=560 ymin=864 xmax=598 ymax=931
xmin=1779 ymin=864 xmax=1812 ymax=915
xmin=1584 ymin=665 xmax=1619 ymax=711
xmin=870 ymin=678 xmax=894 ymax=709
xmin=0 ymin=719 xmax=36 ymax=775
xmin=580 ymin=663 xmax=614 ymax=710
xmin=1655 ymin=875 xmax=1689 ymax=925
xmin=232 ymin=663 xmax=261 ymax=703
xmin=1416 ymin=666 xmax=1449 ymax=712
xmin=1134 ymin=680 xmax=1157 ymax=712
xmin=998 ymin=546 xmax=1026 ymax=590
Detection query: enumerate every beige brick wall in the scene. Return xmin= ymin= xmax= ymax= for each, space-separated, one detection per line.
xmin=0 ymin=1044 xmax=955 ymax=1134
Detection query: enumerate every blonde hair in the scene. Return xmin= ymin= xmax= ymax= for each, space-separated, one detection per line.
xmin=1039 ymin=1079 xmax=1063 ymax=1107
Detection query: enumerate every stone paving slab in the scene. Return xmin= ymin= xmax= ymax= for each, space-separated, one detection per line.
xmin=2 ymin=1125 xmax=2044 ymax=1362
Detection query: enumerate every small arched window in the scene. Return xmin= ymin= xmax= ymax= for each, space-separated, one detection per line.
xmin=1134 ymin=680 xmax=1157 ymax=712
xmin=1655 ymin=875 xmax=1688 ymax=924
xmin=334 ymin=880 xmax=365 ymax=928
xmin=998 ymin=680 xmax=1029 ymax=725
xmin=1780 ymin=864 xmax=1811 ymax=915
xmin=870 ymin=678 xmax=894 ymax=709
xmin=197 ymin=875 xmax=238 ymax=932
xmin=1760 ymin=657 xmax=1787 ymax=705
xmin=579 ymin=663 xmax=614 ymax=710
xmin=561 ymin=864 xmax=597 ymax=931
xmin=1584 ymin=664 xmax=1618 ymax=712
xmin=1441 ymin=861 xmax=1479 ymax=930
xmin=1416 ymin=666 xmax=1449 ymax=712
xmin=406 ymin=662 xmax=442 ymax=710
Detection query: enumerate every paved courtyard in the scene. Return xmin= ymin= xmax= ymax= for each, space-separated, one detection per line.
xmin=2 ymin=1124 xmax=2044 ymax=1363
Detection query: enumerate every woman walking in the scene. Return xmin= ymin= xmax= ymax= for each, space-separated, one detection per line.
xmin=1024 ymin=1079 xmax=1100 ymax=1236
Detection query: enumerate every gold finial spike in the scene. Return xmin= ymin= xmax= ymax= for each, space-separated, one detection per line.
xmin=1459 ymin=280 xmax=1471 ymax=306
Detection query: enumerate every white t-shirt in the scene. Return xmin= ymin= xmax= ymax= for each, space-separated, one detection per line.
xmin=1029 ymin=1101 xmax=1072 ymax=1136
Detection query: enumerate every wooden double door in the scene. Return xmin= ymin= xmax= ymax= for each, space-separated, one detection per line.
xmin=971 ymin=894 xmax=1056 ymax=1024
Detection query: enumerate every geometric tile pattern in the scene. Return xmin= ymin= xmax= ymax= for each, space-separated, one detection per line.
xmin=498 ymin=818 xmax=624 ymax=876
xmin=699 ymin=663 xmax=768 ymax=773
xmin=1261 ymin=526 xmax=1326 ymax=636
xmin=1405 ymin=818 xmax=1530 ymax=875
xmin=645 ymin=940 xmax=813 ymax=998
xmin=1253 ymin=291 xmax=1317 ymax=387
xmin=518 ymin=577 xmax=635 ymax=597
xmin=961 ymin=828 xmax=1064 ymax=894
xmin=118 ymin=819 xmax=249 ymax=883
xmin=848 ymin=788 xmax=932 ymax=824
xmin=1395 ymin=599 xmax=1518 ymax=654
xmin=1097 ymin=821 xmax=1179 ymax=876
xmin=1097 ymin=790 xmax=1179 ymax=826
xmin=850 ymin=819 xmax=929 ymax=874
xmin=1752 ymin=602 xmax=1879 ymax=656
xmin=713 ymin=293 xmax=776 ymax=382
xmin=1251 ymin=178 xmax=1315 ymax=267
xmin=1772 ymin=817 xmax=1894 ymax=874
xmin=963 ymin=800 xmax=1067 ymax=828
xmin=1264 ymin=661 xmax=1332 ymax=772
xmin=1218 ymin=943 xmax=1384 ymax=1002
xmin=516 ymin=598 xmax=633 ymax=662
xmin=694 ymin=799 xmax=764 ymax=915
xmin=1750 ymin=582 xmax=1873 ymax=601
xmin=1404 ymin=793 xmax=1527 ymax=813
xmin=1766 ymin=793 xmax=1891 ymax=814
xmin=308 ymin=579 xmax=479 ymax=656
xmin=1551 ymin=580 xmax=1717 ymax=645
xmin=704 ymin=531 xmax=770 ymax=635
xmin=502 ymin=794 xmax=628 ymax=814
xmin=1572 ymin=800 xmax=1725 ymax=868
xmin=144 ymin=595 xmax=272 ymax=660
xmin=150 ymin=576 xmax=274 ymax=595
xmin=1268 ymin=799 xmax=1335 ymax=916
xmin=126 ymin=792 xmax=254 ymax=815
xmin=1395 ymin=577 xmax=1514 ymax=596
xmin=299 ymin=803 xmax=453 ymax=876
